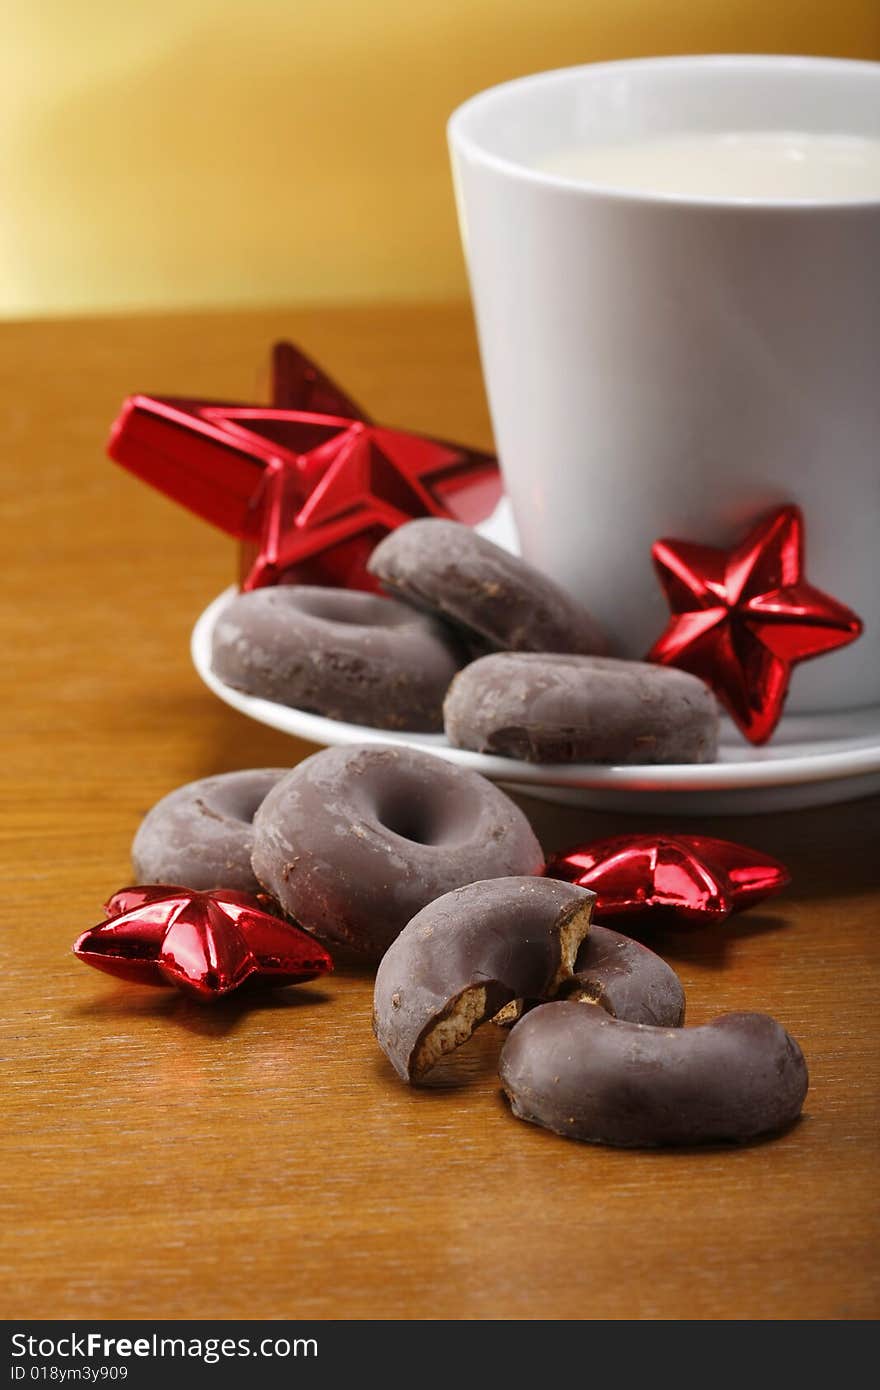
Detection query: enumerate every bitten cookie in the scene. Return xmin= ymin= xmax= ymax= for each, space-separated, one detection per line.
xmin=367 ymin=518 xmax=606 ymax=655
xmin=132 ymin=769 xmax=287 ymax=893
xmin=211 ymin=585 xmax=465 ymax=732
xmin=570 ymin=925 xmax=685 ymax=1028
xmin=373 ymin=878 xmax=595 ymax=1081
xmin=444 ymin=652 xmax=719 ymax=763
xmin=250 ymin=743 xmax=544 ymax=960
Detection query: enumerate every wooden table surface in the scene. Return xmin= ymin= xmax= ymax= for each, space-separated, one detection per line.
xmin=2 ymin=304 xmax=878 ymax=1322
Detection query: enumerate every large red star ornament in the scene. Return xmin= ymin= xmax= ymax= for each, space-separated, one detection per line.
xmin=646 ymin=505 xmax=863 ymax=743
xmin=546 ymin=834 xmax=790 ymax=925
xmin=107 ymin=342 xmax=502 ymax=592
xmin=73 ymin=885 xmax=333 ymax=1001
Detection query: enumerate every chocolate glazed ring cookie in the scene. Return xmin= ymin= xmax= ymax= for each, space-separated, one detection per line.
xmin=132 ymin=769 xmax=287 ymax=893
xmin=251 ymin=744 xmax=544 ymax=960
xmin=445 ymin=652 xmax=719 ymax=764
xmin=500 ymin=1004 xmax=808 ymax=1147
xmin=211 ymin=586 xmax=464 ymax=732
xmin=373 ymin=878 xmax=596 ymax=1082
xmin=569 ymin=925 xmax=685 ymax=1029
xmin=368 ymin=518 xmax=607 ymax=656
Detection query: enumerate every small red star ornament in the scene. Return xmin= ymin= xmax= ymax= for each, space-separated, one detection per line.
xmin=646 ymin=505 xmax=863 ymax=743
xmin=73 ymin=885 xmax=333 ymax=1001
xmin=546 ymin=834 xmax=790 ymax=925
xmin=107 ymin=342 xmax=501 ymax=592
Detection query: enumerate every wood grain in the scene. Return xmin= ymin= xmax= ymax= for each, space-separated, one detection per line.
xmin=1 ymin=304 xmax=878 ymax=1321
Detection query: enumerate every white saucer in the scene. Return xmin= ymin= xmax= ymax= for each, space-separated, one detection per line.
xmin=191 ymin=583 xmax=880 ymax=816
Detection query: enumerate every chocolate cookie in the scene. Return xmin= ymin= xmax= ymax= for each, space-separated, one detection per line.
xmin=211 ymin=585 xmax=465 ymax=732
xmin=132 ymin=769 xmax=287 ymax=893
xmin=569 ymin=925 xmax=685 ymax=1028
xmin=373 ymin=878 xmax=595 ymax=1081
xmin=500 ymin=1003 xmax=808 ymax=1147
xmin=250 ymin=743 xmax=545 ymax=961
xmin=444 ymin=652 xmax=719 ymax=763
xmin=367 ymin=518 xmax=606 ymax=655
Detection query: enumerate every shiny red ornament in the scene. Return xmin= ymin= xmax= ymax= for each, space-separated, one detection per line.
xmin=646 ymin=504 xmax=862 ymax=744
xmin=107 ymin=342 xmax=502 ymax=592
xmin=73 ymin=885 xmax=333 ymax=1001
xmin=547 ymin=833 xmax=790 ymax=925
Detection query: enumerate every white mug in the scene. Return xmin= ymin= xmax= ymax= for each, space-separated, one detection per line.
xmin=449 ymin=55 xmax=880 ymax=714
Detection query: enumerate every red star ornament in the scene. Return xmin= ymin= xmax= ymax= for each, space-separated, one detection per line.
xmin=73 ymin=885 xmax=333 ymax=1001
xmin=107 ymin=342 xmax=501 ymax=592
xmin=646 ymin=505 xmax=863 ymax=743
xmin=546 ymin=834 xmax=790 ymax=925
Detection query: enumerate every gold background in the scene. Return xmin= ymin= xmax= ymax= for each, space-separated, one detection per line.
xmin=3 ymin=0 xmax=878 ymax=317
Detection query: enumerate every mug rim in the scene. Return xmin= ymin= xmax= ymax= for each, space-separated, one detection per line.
xmin=447 ymin=53 xmax=880 ymax=212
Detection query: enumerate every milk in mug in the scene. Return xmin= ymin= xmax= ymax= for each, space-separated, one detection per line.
xmin=538 ymin=131 xmax=880 ymax=200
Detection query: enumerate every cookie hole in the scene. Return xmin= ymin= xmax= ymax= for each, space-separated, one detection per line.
xmin=376 ymin=795 xmax=436 ymax=845
xmin=281 ymin=586 xmax=411 ymax=630
xmin=209 ymin=774 xmax=283 ymax=826
xmin=376 ymin=784 xmax=484 ymax=847
xmin=240 ymin=791 xmax=270 ymax=823
xmin=361 ymin=757 xmax=486 ymax=848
